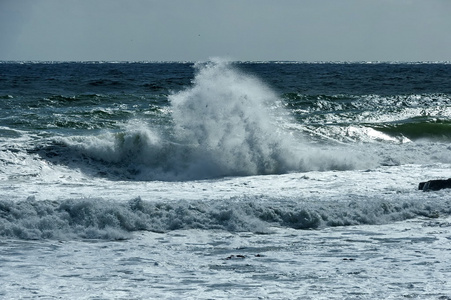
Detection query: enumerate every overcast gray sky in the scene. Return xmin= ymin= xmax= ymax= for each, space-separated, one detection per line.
xmin=1 ymin=0 xmax=450 ymax=62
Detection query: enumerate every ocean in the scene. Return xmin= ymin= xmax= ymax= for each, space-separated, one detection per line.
xmin=1 ymin=59 xmax=451 ymax=299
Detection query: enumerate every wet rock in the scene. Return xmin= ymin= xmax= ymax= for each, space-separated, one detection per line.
xmin=419 ymin=178 xmax=451 ymax=191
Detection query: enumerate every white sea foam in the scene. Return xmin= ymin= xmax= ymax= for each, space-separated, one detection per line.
xmin=2 ymin=216 xmax=451 ymax=299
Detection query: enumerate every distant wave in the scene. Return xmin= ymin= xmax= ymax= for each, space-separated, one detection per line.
xmin=372 ymin=121 xmax=451 ymax=141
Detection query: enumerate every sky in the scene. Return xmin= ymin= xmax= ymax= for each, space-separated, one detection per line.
xmin=1 ymin=0 xmax=450 ymax=62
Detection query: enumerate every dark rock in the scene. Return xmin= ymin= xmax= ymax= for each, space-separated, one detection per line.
xmin=419 ymin=178 xmax=451 ymax=191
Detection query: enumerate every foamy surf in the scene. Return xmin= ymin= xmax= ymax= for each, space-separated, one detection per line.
xmin=1 ymin=163 xmax=450 ymax=240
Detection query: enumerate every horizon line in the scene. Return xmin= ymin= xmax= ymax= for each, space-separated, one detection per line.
xmin=1 ymin=60 xmax=450 ymax=64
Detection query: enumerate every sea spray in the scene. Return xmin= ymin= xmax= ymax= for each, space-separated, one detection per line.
xmin=168 ymin=59 xmax=302 ymax=178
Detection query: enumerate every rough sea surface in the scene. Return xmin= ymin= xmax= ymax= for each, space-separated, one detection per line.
xmin=1 ymin=60 xmax=451 ymax=299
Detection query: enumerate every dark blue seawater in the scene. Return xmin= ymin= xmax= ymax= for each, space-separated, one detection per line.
xmin=1 ymin=61 xmax=450 ymax=138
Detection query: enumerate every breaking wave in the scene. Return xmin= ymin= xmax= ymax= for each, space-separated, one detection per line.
xmin=35 ymin=60 xmax=371 ymax=180
xmin=1 ymin=195 xmax=449 ymax=240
